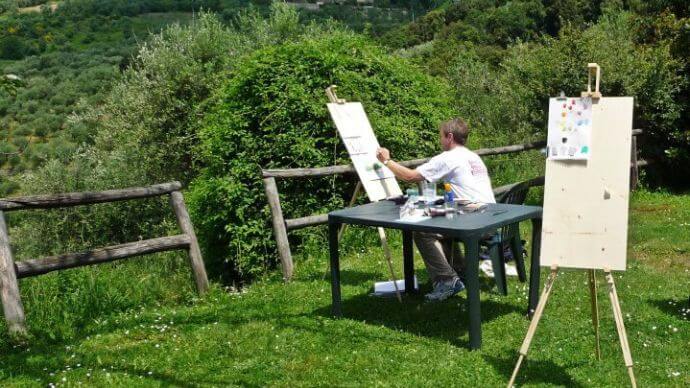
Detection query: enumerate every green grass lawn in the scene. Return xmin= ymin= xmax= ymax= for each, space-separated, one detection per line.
xmin=1 ymin=190 xmax=688 ymax=387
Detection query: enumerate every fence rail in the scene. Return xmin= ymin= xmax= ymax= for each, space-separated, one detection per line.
xmin=263 ymin=130 xmax=646 ymax=281
xmin=0 ymin=182 xmax=209 ymax=338
xmin=262 ymin=129 xmax=644 ymax=180
xmin=0 ymin=182 xmax=182 ymax=211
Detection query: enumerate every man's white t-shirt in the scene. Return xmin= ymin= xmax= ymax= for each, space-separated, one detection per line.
xmin=416 ymin=146 xmax=496 ymax=204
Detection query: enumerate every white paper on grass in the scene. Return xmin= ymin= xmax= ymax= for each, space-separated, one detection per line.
xmin=373 ymin=276 xmax=418 ymax=296
xmin=547 ymin=97 xmax=593 ymax=160
xmin=327 ymin=102 xmax=401 ymax=201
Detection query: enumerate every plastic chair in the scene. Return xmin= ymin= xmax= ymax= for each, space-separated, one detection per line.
xmin=482 ymin=181 xmax=530 ymax=295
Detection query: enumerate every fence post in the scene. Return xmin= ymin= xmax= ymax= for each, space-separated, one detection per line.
xmin=169 ymin=191 xmax=209 ymax=295
xmin=0 ymin=211 xmax=27 ymax=337
xmin=263 ymin=177 xmax=293 ymax=281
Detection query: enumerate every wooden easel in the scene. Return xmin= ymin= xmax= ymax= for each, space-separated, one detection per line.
xmin=325 ymin=85 xmax=403 ymax=303
xmin=508 ymin=65 xmax=636 ymax=387
xmin=507 ymin=266 xmax=636 ymax=387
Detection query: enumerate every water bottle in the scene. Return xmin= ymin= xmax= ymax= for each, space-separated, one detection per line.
xmin=444 ymin=182 xmax=454 ymax=219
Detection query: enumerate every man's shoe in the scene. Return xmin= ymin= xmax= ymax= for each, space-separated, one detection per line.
xmin=425 ymin=278 xmax=465 ymax=302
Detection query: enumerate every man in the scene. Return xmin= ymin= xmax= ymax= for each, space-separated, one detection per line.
xmin=376 ymin=118 xmax=496 ymax=301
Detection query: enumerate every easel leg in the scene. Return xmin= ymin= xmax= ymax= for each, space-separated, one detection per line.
xmin=588 ymin=269 xmax=601 ymax=360
xmin=378 ymin=227 xmax=403 ymax=303
xmin=508 ymin=265 xmax=558 ymax=388
xmin=605 ymin=270 xmax=637 ymax=388
xmin=338 ymin=181 xmax=362 ymax=241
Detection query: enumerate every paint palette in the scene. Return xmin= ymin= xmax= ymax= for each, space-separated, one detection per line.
xmin=547 ymin=97 xmax=593 ymax=160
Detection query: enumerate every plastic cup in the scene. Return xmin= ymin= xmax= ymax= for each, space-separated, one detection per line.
xmin=422 ymin=181 xmax=436 ymax=203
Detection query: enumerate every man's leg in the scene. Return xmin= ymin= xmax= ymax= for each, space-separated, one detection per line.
xmin=442 ymin=238 xmax=466 ymax=282
xmin=413 ymin=232 xmax=460 ymax=283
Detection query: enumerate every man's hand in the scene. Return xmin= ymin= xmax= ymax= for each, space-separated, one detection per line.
xmin=376 ymin=147 xmax=390 ymax=163
xmin=374 ymin=147 xmax=424 ymax=182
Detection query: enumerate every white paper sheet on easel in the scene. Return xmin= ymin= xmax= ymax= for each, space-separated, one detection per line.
xmin=547 ymin=97 xmax=593 ymax=160
xmin=327 ymin=102 xmax=402 ymax=201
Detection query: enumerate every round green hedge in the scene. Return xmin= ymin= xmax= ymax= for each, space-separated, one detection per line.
xmin=189 ymin=31 xmax=455 ymax=283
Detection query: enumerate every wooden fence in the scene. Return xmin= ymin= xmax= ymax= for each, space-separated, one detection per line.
xmin=0 ymin=181 xmax=209 ymax=337
xmin=263 ymin=130 xmax=646 ymax=281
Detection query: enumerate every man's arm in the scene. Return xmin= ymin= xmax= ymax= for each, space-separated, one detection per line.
xmin=376 ymin=147 xmax=425 ymax=183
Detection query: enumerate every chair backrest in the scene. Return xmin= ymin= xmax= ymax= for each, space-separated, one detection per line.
xmin=497 ymin=181 xmax=531 ymax=241
xmin=497 ymin=181 xmax=530 ymax=205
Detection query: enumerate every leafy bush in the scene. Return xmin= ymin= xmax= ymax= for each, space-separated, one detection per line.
xmin=189 ymin=30 xmax=454 ymax=282
xmin=444 ymin=11 xmax=684 ymax=188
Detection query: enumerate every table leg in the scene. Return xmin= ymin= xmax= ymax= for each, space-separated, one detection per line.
xmin=329 ymin=221 xmax=342 ymax=317
xmin=528 ymin=218 xmax=542 ymax=319
xmin=403 ymin=230 xmax=415 ymax=294
xmin=464 ymin=237 xmax=482 ymax=350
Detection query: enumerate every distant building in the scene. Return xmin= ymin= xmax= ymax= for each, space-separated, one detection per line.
xmin=286 ymin=2 xmax=322 ymax=11
xmin=285 ymin=0 xmax=376 ymax=11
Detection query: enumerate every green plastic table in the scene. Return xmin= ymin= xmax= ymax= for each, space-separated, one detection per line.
xmin=328 ymin=200 xmax=543 ymax=350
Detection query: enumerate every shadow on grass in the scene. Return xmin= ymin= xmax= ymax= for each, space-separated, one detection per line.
xmin=311 ymin=289 xmax=522 ymax=347
xmin=301 ymin=268 xmax=385 ymax=286
xmin=484 ymin=355 xmax=584 ymax=387
xmin=649 ymin=297 xmax=690 ymax=321
xmin=308 ymin=267 xmax=503 ymax=293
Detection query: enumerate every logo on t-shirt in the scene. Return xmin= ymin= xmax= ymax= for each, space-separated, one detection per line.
xmin=469 ymin=160 xmax=488 ymax=177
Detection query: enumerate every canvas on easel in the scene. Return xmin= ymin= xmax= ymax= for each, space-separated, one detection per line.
xmin=326 ymin=101 xmax=402 ymax=201
xmin=541 ymin=96 xmax=633 ymax=270
xmin=509 ymin=64 xmax=637 ymax=388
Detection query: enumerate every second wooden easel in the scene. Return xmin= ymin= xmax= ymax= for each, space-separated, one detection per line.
xmin=325 ymin=85 xmax=403 ymax=303
xmin=509 ymin=63 xmax=637 ymax=387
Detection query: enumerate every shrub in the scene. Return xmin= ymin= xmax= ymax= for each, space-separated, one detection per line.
xmin=189 ymin=30 xmax=455 ymax=283
xmin=447 ymin=11 xmax=684 ymax=188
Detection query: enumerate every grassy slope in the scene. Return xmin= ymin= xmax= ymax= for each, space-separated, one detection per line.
xmin=0 ymin=190 xmax=688 ymax=387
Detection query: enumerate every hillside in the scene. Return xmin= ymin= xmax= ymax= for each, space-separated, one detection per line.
xmin=0 ymin=6 xmax=198 ymax=194
xmin=0 ymin=0 xmax=435 ymax=195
